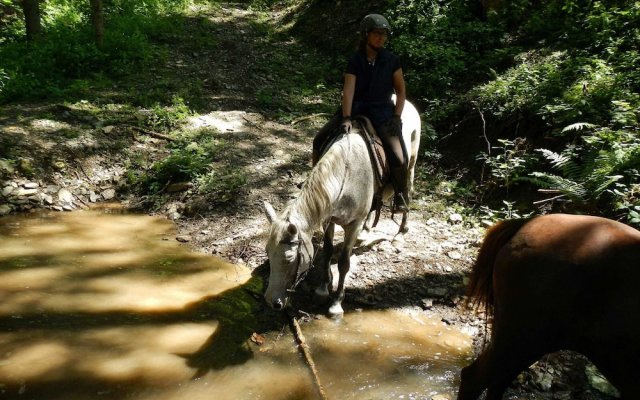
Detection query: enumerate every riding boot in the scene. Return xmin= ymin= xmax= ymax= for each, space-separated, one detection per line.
xmin=378 ymin=117 xmax=410 ymax=213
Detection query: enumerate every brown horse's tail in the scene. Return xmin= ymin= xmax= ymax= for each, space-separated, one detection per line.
xmin=466 ymin=218 xmax=531 ymax=312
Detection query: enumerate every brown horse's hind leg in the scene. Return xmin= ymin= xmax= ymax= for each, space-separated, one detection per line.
xmin=458 ymin=335 xmax=545 ymax=400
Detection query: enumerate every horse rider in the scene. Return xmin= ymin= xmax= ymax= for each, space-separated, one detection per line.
xmin=312 ymin=13 xmax=410 ymax=212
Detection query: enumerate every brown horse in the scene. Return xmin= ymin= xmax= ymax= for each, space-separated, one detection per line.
xmin=458 ymin=213 xmax=640 ymax=399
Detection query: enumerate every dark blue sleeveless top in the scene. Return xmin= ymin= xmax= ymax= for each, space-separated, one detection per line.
xmin=345 ymin=48 xmax=401 ymax=128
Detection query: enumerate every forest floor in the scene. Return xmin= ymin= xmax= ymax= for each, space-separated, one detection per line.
xmin=0 ymin=3 xmax=619 ymax=400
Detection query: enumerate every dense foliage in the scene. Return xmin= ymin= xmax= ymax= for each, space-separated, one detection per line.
xmin=0 ymin=0 xmax=190 ymax=101
xmin=383 ymin=0 xmax=639 ymax=224
xmin=1 ymin=0 xmax=638 ymax=225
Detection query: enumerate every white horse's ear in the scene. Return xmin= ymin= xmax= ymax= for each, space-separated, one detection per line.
xmin=264 ymin=201 xmax=277 ymax=224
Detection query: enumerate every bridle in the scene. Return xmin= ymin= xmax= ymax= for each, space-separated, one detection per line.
xmin=282 ymin=232 xmax=316 ymax=293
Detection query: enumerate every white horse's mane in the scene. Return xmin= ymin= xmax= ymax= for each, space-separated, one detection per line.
xmin=282 ymin=135 xmax=352 ymax=230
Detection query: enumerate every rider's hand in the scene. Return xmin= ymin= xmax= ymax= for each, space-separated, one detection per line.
xmin=340 ymin=116 xmax=352 ymax=133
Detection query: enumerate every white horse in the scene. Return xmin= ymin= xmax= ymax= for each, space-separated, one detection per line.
xmin=264 ymin=100 xmax=421 ymax=317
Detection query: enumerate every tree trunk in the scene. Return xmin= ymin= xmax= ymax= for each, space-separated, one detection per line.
xmin=89 ymin=0 xmax=104 ymax=49
xmin=21 ymin=0 xmax=41 ymax=41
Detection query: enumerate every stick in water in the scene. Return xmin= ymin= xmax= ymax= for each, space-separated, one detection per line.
xmin=288 ymin=310 xmax=328 ymax=400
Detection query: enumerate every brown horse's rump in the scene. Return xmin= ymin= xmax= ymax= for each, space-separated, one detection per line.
xmin=458 ymin=213 xmax=640 ymax=399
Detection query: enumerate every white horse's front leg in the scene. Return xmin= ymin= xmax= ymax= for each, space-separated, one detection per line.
xmin=328 ymin=249 xmax=349 ymax=317
xmin=328 ymin=221 xmax=360 ymax=317
xmin=314 ymin=222 xmax=334 ymax=302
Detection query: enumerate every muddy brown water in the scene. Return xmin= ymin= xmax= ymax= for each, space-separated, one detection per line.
xmin=0 ymin=207 xmax=472 ymax=399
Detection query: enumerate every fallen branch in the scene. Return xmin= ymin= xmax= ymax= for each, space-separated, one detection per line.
xmin=124 ymin=124 xmax=175 ymax=141
xmin=288 ymin=310 xmax=328 ymax=400
xmin=291 ymin=113 xmax=330 ymax=125
xmin=242 ymin=116 xmax=266 ymax=133
xmin=533 ymin=194 xmax=566 ymax=205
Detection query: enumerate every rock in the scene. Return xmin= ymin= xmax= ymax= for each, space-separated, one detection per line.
xmin=14 ymin=188 xmax=38 ymax=197
xmin=586 ymin=364 xmax=620 ymax=397
xmin=101 ymin=188 xmax=116 ymax=200
xmin=533 ymin=369 xmax=554 ymax=391
xmin=45 ymin=185 xmax=60 ymax=194
xmin=23 ymin=182 xmax=39 ymax=189
xmin=89 ymin=191 xmax=100 ymax=202
xmin=0 ymin=204 xmax=12 ymax=216
xmin=447 ymin=250 xmax=462 ymax=260
xmin=176 ymin=235 xmax=191 ymax=243
xmin=57 ymin=188 xmax=74 ymax=204
xmin=421 ymin=298 xmax=434 ymax=309
xmin=449 ymin=213 xmax=463 ymax=224
xmin=2 ymin=186 xmax=14 ymax=196
xmin=166 ymin=182 xmax=192 ymax=193
xmin=42 ymin=194 xmax=54 ymax=205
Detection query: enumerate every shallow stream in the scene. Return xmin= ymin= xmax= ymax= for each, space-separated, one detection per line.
xmin=0 ymin=208 xmax=472 ymax=399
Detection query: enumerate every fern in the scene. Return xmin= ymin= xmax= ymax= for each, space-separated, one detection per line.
xmin=561 ymin=122 xmax=597 ymax=133
xmin=529 ymin=172 xmax=588 ymax=202
xmin=531 ymin=125 xmax=639 ymax=208
xmin=592 ymin=174 xmax=623 ymax=195
xmin=536 ymin=147 xmax=583 ymax=179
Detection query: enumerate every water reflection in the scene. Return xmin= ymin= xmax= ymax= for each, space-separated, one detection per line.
xmin=0 ymin=208 xmax=471 ymax=399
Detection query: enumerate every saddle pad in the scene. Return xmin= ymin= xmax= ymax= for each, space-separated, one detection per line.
xmin=354 ymin=116 xmax=389 ymax=186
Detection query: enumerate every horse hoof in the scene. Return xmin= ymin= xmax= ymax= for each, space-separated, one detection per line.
xmin=328 ymin=303 xmax=344 ymax=318
xmin=391 ymin=234 xmax=406 ymax=247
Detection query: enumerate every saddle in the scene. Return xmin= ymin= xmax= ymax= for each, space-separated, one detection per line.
xmin=318 ymin=116 xmax=390 ymax=227
xmin=352 ymin=116 xmax=389 ymax=187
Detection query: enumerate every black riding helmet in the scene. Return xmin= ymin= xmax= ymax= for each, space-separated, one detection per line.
xmin=360 ymin=14 xmax=391 ymax=36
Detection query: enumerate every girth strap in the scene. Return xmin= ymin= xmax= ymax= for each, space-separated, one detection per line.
xmin=352 ymin=116 xmax=389 ymax=227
